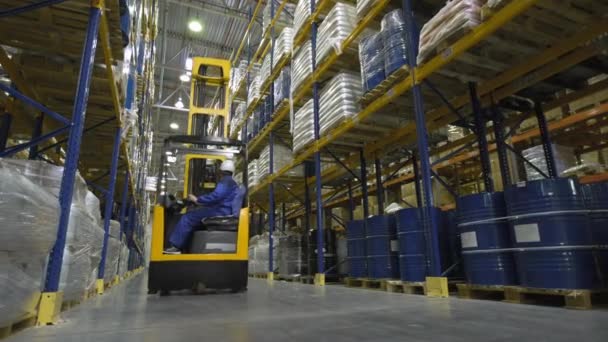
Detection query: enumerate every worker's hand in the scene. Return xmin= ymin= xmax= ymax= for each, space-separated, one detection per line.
xmin=188 ymin=194 xmax=198 ymax=203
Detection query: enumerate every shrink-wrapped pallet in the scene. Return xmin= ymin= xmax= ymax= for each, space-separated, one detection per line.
xmin=319 ymin=72 xmax=363 ymax=135
xmin=293 ymin=0 xmax=318 ymax=41
xmin=359 ymin=31 xmax=385 ymax=92
xmin=418 ymin=0 xmax=482 ymax=65
xmin=274 ymin=66 xmax=291 ymax=108
xmin=260 ymin=54 xmax=272 ymax=88
xmin=247 ymin=75 xmax=261 ymax=107
xmin=103 ymin=236 xmax=122 ymax=283
xmin=118 ymin=244 xmax=130 ymax=277
xmin=381 ymin=9 xmax=409 ymax=75
xmin=0 ymin=160 xmax=60 ymax=253
xmin=522 ymin=144 xmax=577 ymax=181
xmin=273 ymin=27 xmax=294 ymax=69
xmin=316 ymin=3 xmax=358 ymax=65
xmin=248 ymin=159 xmax=260 ymax=188
xmin=0 ymin=252 xmax=46 ymax=326
xmin=84 ymin=191 xmax=102 ymax=227
xmin=291 ymin=41 xmax=313 ymax=95
xmin=230 ymin=102 xmax=247 ymax=137
xmin=292 ymin=99 xmax=315 ymax=154
xmin=277 ymin=234 xmax=302 ymax=276
xmin=109 ymin=220 xmax=122 ymax=240
xmin=263 ymin=0 xmax=296 ymax=36
xmin=356 ymin=0 xmax=374 ymax=19
xmin=258 ymin=143 xmax=304 ymax=179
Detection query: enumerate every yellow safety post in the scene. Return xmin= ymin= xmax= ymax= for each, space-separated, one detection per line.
xmin=96 ymin=279 xmax=105 ymax=295
xmin=314 ymin=273 xmax=325 ymax=286
xmin=425 ymin=277 xmax=449 ymax=298
xmin=37 ymin=292 xmax=63 ymax=325
xmin=266 ymin=272 xmax=274 ymax=282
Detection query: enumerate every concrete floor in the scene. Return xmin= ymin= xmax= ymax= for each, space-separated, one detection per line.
xmin=7 ymin=274 xmax=608 ymax=342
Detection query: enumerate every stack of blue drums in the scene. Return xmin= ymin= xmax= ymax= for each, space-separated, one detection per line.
xmin=366 ymin=215 xmax=399 ymax=279
xmin=583 ymin=182 xmax=608 ymax=284
xmin=264 ymin=96 xmax=273 ymax=124
xmin=395 ymin=208 xmax=426 ymax=282
xmin=347 ymin=220 xmax=367 ymax=278
xmin=457 ymin=192 xmax=516 ymax=286
xmin=359 ymin=32 xmax=385 ymax=92
xmin=505 ymin=178 xmax=602 ymax=289
xmin=445 ymin=209 xmax=464 ymax=278
xmin=273 ymin=66 xmax=291 ymax=108
xmin=381 ymin=9 xmax=408 ymax=76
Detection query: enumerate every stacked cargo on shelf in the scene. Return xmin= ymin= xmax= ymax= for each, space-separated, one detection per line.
xmin=316 ymin=3 xmax=358 ymax=66
xmin=262 ymin=0 xmax=296 ymax=37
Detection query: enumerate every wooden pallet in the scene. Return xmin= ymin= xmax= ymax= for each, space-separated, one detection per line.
xmin=359 ymin=66 xmax=409 ymax=106
xmin=344 ymin=277 xmax=391 ymax=291
xmin=457 ymin=284 xmax=608 ymax=310
xmin=385 ymin=281 xmax=427 ymax=295
xmin=248 ymin=273 xmax=270 ymax=279
xmin=0 ymin=315 xmax=36 ymax=340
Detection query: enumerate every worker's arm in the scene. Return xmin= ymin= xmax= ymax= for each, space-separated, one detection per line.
xmin=196 ymin=181 xmax=231 ymax=205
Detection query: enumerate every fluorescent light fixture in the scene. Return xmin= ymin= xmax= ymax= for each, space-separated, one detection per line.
xmin=165 ymin=151 xmax=173 ymax=155
xmin=188 ymin=20 xmax=202 ymax=32
xmin=179 ymin=73 xmax=190 ymax=82
xmin=169 ymin=122 xmax=179 ymax=130
xmin=175 ymin=97 xmax=184 ymax=109
xmin=167 ymin=156 xmax=177 ymax=163
xmin=185 ymin=57 xmax=193 ymax=71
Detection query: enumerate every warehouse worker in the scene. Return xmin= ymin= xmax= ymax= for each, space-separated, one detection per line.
xmin=163 ymin=160 xmax=238 ymax=254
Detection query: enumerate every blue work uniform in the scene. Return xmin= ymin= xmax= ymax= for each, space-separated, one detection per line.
xmin=169 ymin=175 xmax=238 ymax=249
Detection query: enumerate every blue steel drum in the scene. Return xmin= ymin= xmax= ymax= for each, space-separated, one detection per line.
xmin=582 ymin=182 xmax=608 ymax=284
xmin=273 ymin=66 xmax=291 ymax=108
xmin=457 ymin=192 xmax=516 ymax=286
xmin=445 ymin=209 xmax=464 ymax=279
xmin=505 ymin=178 xmax=600 ymax=289
xmin=264 ymin=96 xmax=273 ymax=123
xmin=381 ymin=9 xmax=408 ymax=76
xmin=365 ymin=215 xmax=399 ymax=279
xmin=395 ymin=208 xmax=427 ymax=282
xmin=347 ymin=220 xmax=367 ymax=278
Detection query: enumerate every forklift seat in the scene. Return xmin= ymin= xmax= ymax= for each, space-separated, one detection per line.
xmin=199 ymin=185 xmax=246 ymax=229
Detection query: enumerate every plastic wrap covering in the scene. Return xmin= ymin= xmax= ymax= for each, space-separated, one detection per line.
xmin=247 ymin=75 xmax=261 ymax=107
xmin=0 ymin=160 xmax=60 ymax=254
xmin=118 ymin=244 xmax=130 ymax=276
xmin=320 ymin=72 xmax=363 ymax=135
xmin=230 ymin=102 xmax=246 ymax=137
xmin=263 ymin=1 xmax=296 ymax=36
xmin=291 ymin=41 xmax=313 ymax=95
xmin=356 ymin=0 xmax=374 ymax=19
xmin=359 ymin=31 xmax=385 ymax=92
xmin=316 ymin=3 xmax=357 ymax=65
xmin=248 ymin=159 xmax=260 ymax=189
xmin=0 ymin=252 xmax=46 ymax=326
xmin=259 ymin=143 xmax=296 ymax=180
xmin=1 ymin=159 xmax=88 ymax=203
xmin=277 ymin=234 xmax=302 ymax=276
xmin=248 ymin=234 xmax=277 ymax=274
xmin=273 ymin=27 xmax=293 ymax=69
xmin=54 ymin=203 xmax=105 ymax=301
xmin=103 ymin=237 xmax=122 ymax=283
xmin=246 ymin=117 xmax=254 ymax=142
xmin=522 ymin=144 xmax=577 ymax=181
xmin=273 ymin=66 xmax=291 ymax=109
xmin=230 ymin=60 xmax=248 ymax=94
xmin=260 ymin=54 xmax=271 ymax=88
xmin=84 ymin=191 xmax=102 ymax=227
xmin=418 ymin=0 xmax=482 ymax=65
xmin=109 ymin=220 xmax=122 ymax=240
xmin=293 ymin=0 xmax=317 ymax=40
xmin=292 ymin=99 xmax=315 ymax=154
xmin=381 ymin=9 xmax=408 ymax=75
xmin=234 ymin=172 xmax=243 ymax=186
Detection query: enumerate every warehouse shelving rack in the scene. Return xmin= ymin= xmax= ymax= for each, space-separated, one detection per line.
xmin=0 ymin=0 xmax=156 ymax=324
xmin=234 ymin=0 xmax=608 ymax=289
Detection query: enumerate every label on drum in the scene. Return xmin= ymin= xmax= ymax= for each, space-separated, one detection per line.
xmin=390 ymin=240 xmax=399 ymax=252
xmin=514 ymin=223 xmax=541 ymax=243
xmin=461 ymin=232 xmax=478 ymax=248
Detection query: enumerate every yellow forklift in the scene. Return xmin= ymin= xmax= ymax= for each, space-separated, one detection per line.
xmin=148 ymin=58 xmax=249 ymax=294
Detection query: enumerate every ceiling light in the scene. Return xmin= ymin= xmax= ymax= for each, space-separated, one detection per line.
xmin=185 ymin=57 xmax=193 ymax=71
xmin=175 ymin=97 xmax=184 ymax=109
xmin=165 ymin=151 xmax=173 ymax=156
xmin=167 ymin=156 xmax=177 ymax=163
xmin=169 ymin=122 xmax=179 ymax=130
xmin=188 ymin=20 xmax=202 ymax=33
xmin=179 ymin=73 xmax=190 ymax=82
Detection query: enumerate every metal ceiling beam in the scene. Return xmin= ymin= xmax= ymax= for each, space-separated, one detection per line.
xmin=165 ymin=30 xmax=233 ymax=54
xmin=165 ymin=0 xmax=254 ymax=22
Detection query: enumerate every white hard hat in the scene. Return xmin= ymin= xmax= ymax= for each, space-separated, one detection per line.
xmin=220 ymin=160 xmax=235 ymax=173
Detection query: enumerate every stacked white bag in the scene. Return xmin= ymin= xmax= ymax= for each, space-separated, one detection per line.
xmin=316 ymin=3 xmax=358 ymax=65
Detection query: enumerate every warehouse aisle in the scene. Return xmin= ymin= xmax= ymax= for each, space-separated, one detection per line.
xmin=8 ymin=274 xmax=608 ymax=342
